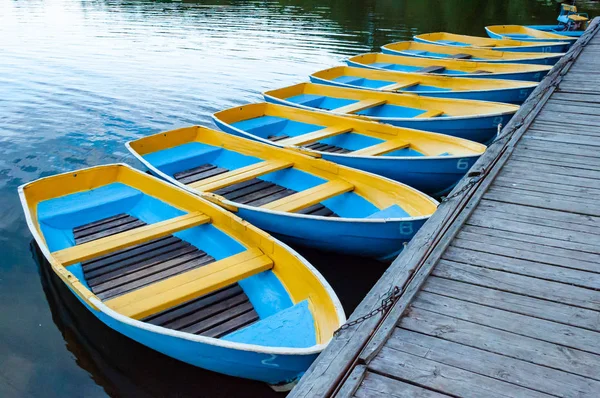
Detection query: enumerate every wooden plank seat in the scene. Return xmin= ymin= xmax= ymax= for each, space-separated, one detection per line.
xmin=303 ymin=142 xmax=352 ymax=154
xmin=331 ymin=99 xmax=387 ymax=114
xmin=53 ymin=212 xmax=211 ymax=266
xmin=143 ymin=284 xmax=259 ymax=338
xmin=263 ymin=180 xmax=354 ymax=213
xmin=104 ymin=247 xmax=274 ymax=319
xmin=472 ymin=70 xmax=492 ymax=74
xmin=188 ymin=160 xmax=293 ymax=192
xmin=380 ymin=82 xmax=420 ymax=92
xmin=416 ymin=65 xmax=446 ymax=73
xmin=267 ymin=134 xmax=290 ymax=142
xmin=351 ymin=138 xmax=411 ymax=156
xmin=416 ymin=109 xmax=445 ymax=118
xmin=173 ymin=164 xmax=229 ymax=185
xmin=450 ymin=53 xmax=473 ymax=59
xmin=278 ymin=125 xmax=353 ymax=146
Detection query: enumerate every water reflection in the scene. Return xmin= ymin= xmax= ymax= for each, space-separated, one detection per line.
xmin=1 ymin=0 xmax=598 ymax=396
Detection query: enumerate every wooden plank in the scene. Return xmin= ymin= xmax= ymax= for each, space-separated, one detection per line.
xmin=477 ymin=199 xmax=600 ymax=229
xmin=416 ymin=109 xmax=444 ymax=118
xmin=333 ymin=365 xmax=366 ymax=398
xmin=517 ymin=137 xmax=600 ymax=158
xmin=522 ymin=131 xmax=600 ymax=146
xmin=442 ymin=245 xmax=600 ymax=289
xmin=105 ymin=248 xmax=273 ymax=319
xmin=188 ymin=160 xmax=293 ymax=192
xmin=412 ymin=291 xmax=600 ymax=355
xmin=387 ymin=328 xmax=600 ymax=396
xmin=353 ymin=371 xmax=450 ymax=398
xmin=511 ymin=152 xmax=600 ymax=171
xmin=279 ymin=125 xmax=352 ymax=146
xmin=52 ymin=212 xmax=211 ymax=266
xmin=423 ymin=276 xmax=600 ymax=332
xmin=451 ymin=235 xmax=600 ymax=274
xmin=505 ymin=159 xmax=600 ymax=181
xmin=466 ymin=211 xmax=600 ymax=249
xmin=379 ymin=81 xmax=419 ymax=92
xmin=552 ymin=91 xmax=600 ymax=104
xmin=401 ymin=307 xmax=600 ymax=382
xmin=331 ymin=99 xmax=386 ymax=114
xmin=416 ymin=65 xmax=446 ymax=73
xmin=498 ymin=168 xmax=600 ymax=190
xmin=75 ymin=218 xmax=146 ymax=245
xmin=433 ymin=260 xmax=600 ymax=312
xmin=351 ymin=138 xmax=410 ymax=156
xmin=493 ymin=176 xmax=600 ymax=199
xmin=262 ymin=180 xmax=354 ymax=213
xmin=483 ymin=187 xmax=600 ymax=217
xmin=177 ymin=165 xmax=229 ymax=185
xmin=473 ymin=201 xmax=600 ymax=235
xmin=368 ymin=346 xmax=550 ymax=398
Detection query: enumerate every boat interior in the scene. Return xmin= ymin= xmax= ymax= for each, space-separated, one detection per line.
xmin=22 ymin=165 xmax=341 ymax=348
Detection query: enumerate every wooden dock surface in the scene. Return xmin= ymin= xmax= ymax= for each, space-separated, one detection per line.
xmin=291 ymin=18 xmax=600 ymax=398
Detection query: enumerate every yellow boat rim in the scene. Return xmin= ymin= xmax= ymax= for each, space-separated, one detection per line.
xmin=310 ymin=66 xmax=538 ymax=93
xmin=381 ymin=41 xmax=565 ymax=62
xmin=486 ymin=25 xmax=579 ymax=40
xmin=413 ymin=32 xmax=569 ymax=50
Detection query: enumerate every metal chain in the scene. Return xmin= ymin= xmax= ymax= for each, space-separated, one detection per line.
xmin=334 ymin=286 xmax=403 ymax=336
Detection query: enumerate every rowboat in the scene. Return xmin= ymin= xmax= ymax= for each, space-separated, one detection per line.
xmin=310 ymin=66 xmax=538 ymax=104
xmin=263 ymin=83 xmax=518 ymax=143
xmin=19 ymin=164 xmax=345 ymax=388
xmin=485 ymin=25 xmax=578 ymax=47
xmin=526 ymin=26 xmax=583 ymax=37
xmin=347 ymin=53 xmax=552 ymax=82
xmin=413 ymin=32 xmax=569 ymax=53
xmin=212 ymin=102 xmax=487 ymax=196
xmin=381 ymin=41 xmax=564 ymax=65
xmin=127 ymin=126 xmax=438 ymax=260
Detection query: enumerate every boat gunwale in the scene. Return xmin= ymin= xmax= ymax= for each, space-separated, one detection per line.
xmin=125 ymin=141 xmax=439 ymax=223
xmin=412 ymin=32 xmax=570 ymax=50
xmin=18 ymin=163 xmax=347 ymax=356
xmin=381 ymin=41 xmax=565 ymax=62
xmin=262 ymin=91 xmax=518 ymax=125
xmin=309 ymin=71 xmax=539 ymax=96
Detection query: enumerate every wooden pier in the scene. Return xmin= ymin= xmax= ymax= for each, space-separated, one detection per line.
xmin=291 ymin=18 xmax=600 ymax=398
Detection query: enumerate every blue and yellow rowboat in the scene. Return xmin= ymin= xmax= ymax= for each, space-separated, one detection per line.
xmin=127 ymin=126 xmax=438 ymax=260
xmin=347 ymin=52 xmax=552 ymax=82
xmin=263 ymin=83 xmax=518 ymax=143
xmin=381 ymin=41 xmax=564 ymax=65
xmin=310 ymin=66 xmax=537 ymax=104
xmin=212 ymin=102 xmax=487 ymax=196
xmin=485 ymin=25 xmax=578 ymax=47
xmin=413 ymin=32 xmax=569 ymax=53
xmin=19 ymin=164 xmax=345 ymax=388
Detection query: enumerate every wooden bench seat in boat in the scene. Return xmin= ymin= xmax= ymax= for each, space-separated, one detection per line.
xmin=416 ymin=65 xmax=446 ymax=73
xmin=64 ymin=214 xmax=270 ymax=337
xmin=262 ymin=180 xmax=354 ymax=213
xmin=330 ymin=98 xmax=387 ymax=114
xmin=302 ymin=141 xmax=352 ymax=154
xmin=174 ymin=163 xmax=340 ymax=217
xmin=278 ymin=125 xmax=353 ymax=146
xmin=351 ymin=138 xmax=411 ymax=156
xmin=379 ymin=82 xmax=420 ymax=92
xmin=450 ymin=53 xmax=473 ymax=59
xmin=416 ymin=109 xmax=445 ymax=118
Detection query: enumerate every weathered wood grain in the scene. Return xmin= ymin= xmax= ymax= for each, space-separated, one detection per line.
xmin=354 ymin=371 xmax=450 ymax=398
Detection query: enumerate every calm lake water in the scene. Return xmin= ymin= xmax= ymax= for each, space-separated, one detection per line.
xmin=2 ymin=0 xmax=599 ymax=396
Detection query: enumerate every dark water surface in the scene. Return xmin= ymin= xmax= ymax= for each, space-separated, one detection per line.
xmin=2 ymin=1 xmax=599 ymax=397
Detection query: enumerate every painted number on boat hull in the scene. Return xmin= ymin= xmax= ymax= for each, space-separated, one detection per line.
xmin=457 ymin=158 xmax=470 ymax=170
xmin=399 ymin=223 xmax=414 ymax=236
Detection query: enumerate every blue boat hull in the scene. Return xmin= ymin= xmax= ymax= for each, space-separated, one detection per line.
xmin=309 ymin=75 xmax=535 ymax=105
xmin=236 ymin=206 xmax=426 ymax=259
xmin=74 ymin=290 xmax=318 ymax=386
xmin=213 ymin=117 xmax=479 ymax=196
xmin=346 ymin=59 xmax=548 ymax=82
xmin=263 ymin=95 xmax=510 ymax=144
xmin=412 ymin=37 xmax=569 ymax=53
xmin=381 ymin=47 xmax=562 ymax=66
xmin=526 ymin=25 xmax=584 ymax=37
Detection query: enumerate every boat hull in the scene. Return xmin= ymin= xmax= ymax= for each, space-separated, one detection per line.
xmin=309 ymin=75 xmax=535 ymax=105
xmin=381 ymin=47 xmax=562 ymax=66
xmin=413 ymin=36 xmax=569 ymax=53
xmin=71 ymin=292 xmax=316 ymax=386
xmin=264 ymin=95 xmax=510 ymax=144
xmin=346 ymin=59 xmax=548 ymax=82
xmin=214 ymin=117 xmax=479 ymax=196
xmin=526 ymin=25 xmax=584 ymax=37
xmin=485 ymin=27 xmax=577 ymax=46
xmin=235 ymin=206 xmax=426 ymax=259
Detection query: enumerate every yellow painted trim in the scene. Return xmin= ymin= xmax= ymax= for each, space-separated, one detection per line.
xmin=380 ymin=81 xmax=419 ymax=92
xmin=331 ymin=98 xmax=387 ymax=114
xmin=279 ymin=125 xmax=352 ymax=146
xmin=262 ymin=180 xmax=354 ymax=213
xmin=105 ymin=248 xmax=273 ymax=319
xmin=188 ymin=160 xmax=293 ymax=192
xmin=52 ymin=212 xmax=211 ymax=266
xmin=351 ymin=138 xmax=410 ymax=156
xmin=413 ymin=32 xmax=568 ymax=50
xmin=416 ymin=109 xmax=445 ymax=118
